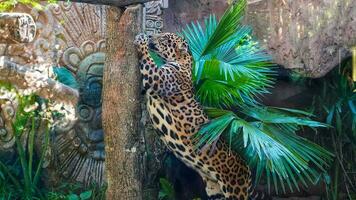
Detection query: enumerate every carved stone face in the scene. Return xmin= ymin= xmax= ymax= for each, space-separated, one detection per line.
xmin=0 ymin=0 xmax=167 ymax=188
xmin=76 ymin=57 xmax=104 ymax=161
xmin=53 ymin=52 xmax=106 ymax=185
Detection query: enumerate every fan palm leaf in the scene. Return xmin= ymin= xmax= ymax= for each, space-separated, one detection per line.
xmin=179 ymin=0 xmax=333 ymax=194
xmin=196 ymin=107 xmax=333 ymax=193
xmin=181 ymin=0 xmax=274 ymax=108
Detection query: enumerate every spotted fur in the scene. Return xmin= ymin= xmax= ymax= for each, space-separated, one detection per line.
xmin=134 ymin=33 xmax=252 ymax=200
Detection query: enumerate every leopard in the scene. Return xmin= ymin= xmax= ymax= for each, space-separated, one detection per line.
xmin=134 ymin=33 xmax=253 ymax=200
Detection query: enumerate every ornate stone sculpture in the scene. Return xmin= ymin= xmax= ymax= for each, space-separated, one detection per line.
xmin=43 ymin=3 xmax=107 ymax=186
xmin=0 ymin=2 xmax=107 ymax=186
xmin=51 ymin=41 xmax=106 ymax=185
xmin=0 ymin=13 xmax=36 ymax=43
xmin=0 ymin=93 xmax=16 ymax=150
xmin=143 ymin=0 xmax=168 ymax=35
xmin=0 ymin=0 xmax=169 ymax=187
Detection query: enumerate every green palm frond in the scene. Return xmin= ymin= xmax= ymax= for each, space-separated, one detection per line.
xmin=196 ymin=107 xmax=333 ymax=193
xmin=181 ymin=0 xmax=274 ymax=108
xmin=180 ymin=0 xmax=333 ymax=194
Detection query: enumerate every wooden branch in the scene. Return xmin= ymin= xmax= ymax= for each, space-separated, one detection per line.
xmin=0 ymin=57 xmax=79 ymax=105
xmin=57 ymin=0 xmax=154 ymax=7
xmin=0 ymin=13 xmax=36 ymax=44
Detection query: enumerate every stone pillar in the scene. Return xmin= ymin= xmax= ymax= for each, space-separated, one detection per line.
xmin=103 ymin=5 xmax=145 ymax=199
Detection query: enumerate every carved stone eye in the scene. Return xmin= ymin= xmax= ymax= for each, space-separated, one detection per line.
xmin=81 ymin=76 xmax=102 ymax=108
xmin=78 ymin=104 xmax=93 ymax=122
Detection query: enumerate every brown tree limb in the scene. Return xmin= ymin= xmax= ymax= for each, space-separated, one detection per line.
xmin=0 ymin=13 xmax=36 ymax=44
xmin=57 ymin=0 xmax=154 ymax=7
xmin=0 ymin=57 xmax=79 ymax=105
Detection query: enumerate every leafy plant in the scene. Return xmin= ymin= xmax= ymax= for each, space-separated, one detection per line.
xmin=0 ymin=0 xmax=58 ymax=12
xmin=0 ymin=85 xmax=50 ymax=200
xmin=309 ymin=58 xmax=355 ymax=200
xmin=181 ymin=0 xmax=273 ymax=108
xmin=46 ymin=182 xmax=106 ymax=200
xmin=178 ymin=0 xmax=333 ymax=194
xmin=158 ymin=178 xmax=175 ymax=200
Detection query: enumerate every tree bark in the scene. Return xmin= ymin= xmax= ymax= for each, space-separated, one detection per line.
xmin=102 ymin=5 xmax=144 ymax=200
xmin=0 ymin=57 xmax=79 ymax=104
xmin=57 ymin=0 xmax=153 ymax=7
xmin=0 ymin=13 xmax=36 ymax=43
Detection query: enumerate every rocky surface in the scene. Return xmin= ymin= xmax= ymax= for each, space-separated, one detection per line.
xmin=163 ymin=0 xmax=355 ymax=78
xmin=245 ymin=0 xmax=355 ymax=78
xmin=163 ymin=0 xmax=228 ymax=33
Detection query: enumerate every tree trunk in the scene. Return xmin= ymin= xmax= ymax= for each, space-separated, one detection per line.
xmin=102 ymin=5 xmax=144 ymax=200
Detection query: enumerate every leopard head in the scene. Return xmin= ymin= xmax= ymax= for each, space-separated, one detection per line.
xmin=148 ymin=33 xmax=192 ymax=65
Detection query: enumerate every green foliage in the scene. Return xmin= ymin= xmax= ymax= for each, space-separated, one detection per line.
xmin=45 ymin=182 xmax=106 ymax=200
xmin=180 ymin=0 xmax=334 ymax=194
xmin=309 ymin=59 xmax=355 ymax=199
xmin=0 ymin=0 xmax=58 ymax=12
xmin=158 ymin=178 xmax=175 ymax=200
xmin=312 ymin=60 xmax=355 ymax=145
xmin=149 ymin=50 xmax=165 ymax=68
xmin=53 ymin=190 xmax=92 ymax=200
xmin=181 ymin=0 xmax=274 ymax=108
xmin=196 ymin=107 xmax=333 ymax=193
xmin=0 ymin=84 xmax=106 ymax=200
xmin=0 ymin=85 xmax=50 ymax=200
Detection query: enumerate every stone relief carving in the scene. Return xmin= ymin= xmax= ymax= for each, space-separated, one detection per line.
xmin=143 ymin=0 xmax=168 ymax=35
xmin=0 ymin=93 xmax=17 ymax=150
xmin=0 ymin=0 xmax=168 ymax=187
xmin=52 ymin=41 xmax=106 ymax=185
xmin=0 ymin=2 xmax=107 ymax=186
xmin=44 ymin=2 xmax=107 ymax=186
xmin=0 ymin=13 xmax=36 ymax=43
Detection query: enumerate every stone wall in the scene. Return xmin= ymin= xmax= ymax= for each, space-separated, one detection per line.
xmin=163 ymin=0 xmax=228 ymax=33
xmin=0 ymin=1 xmax=168 ymax=189
xmin=163 ymin=0 xmax=355 ymax=78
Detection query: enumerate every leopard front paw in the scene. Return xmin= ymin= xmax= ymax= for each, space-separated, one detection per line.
xmin=134 ymin=33 xmax=149 ymax=46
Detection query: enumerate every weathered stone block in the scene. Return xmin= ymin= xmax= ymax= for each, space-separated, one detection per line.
xmin=0 ymin=13 xmax=36 ymax=43
xmin=245 ymin=0 xmax=355 ymax=77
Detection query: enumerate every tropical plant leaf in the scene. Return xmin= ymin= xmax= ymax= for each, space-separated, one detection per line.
xmin=200 ymin=0 xmax=246 ymax=56
xmin=197 ymin=107 xmax=333 ymax=193
xmin=159 ymin=178 xmax=175 ymax=200
xmin=79 ymin=190 xmax=92 ymax=200
xmin=181 ymin=0 xmax=274 ymax=108
xmin=180 ymin=0 xmax=334 ymax=193
xmin=149 ymin=49 xmax=165 ymax=68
